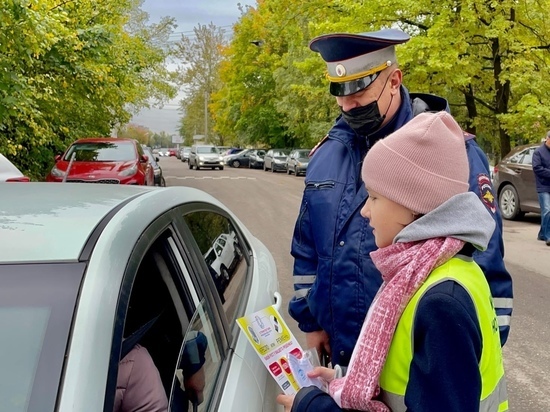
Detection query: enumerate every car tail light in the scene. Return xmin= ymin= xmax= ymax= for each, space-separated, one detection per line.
xmin=6 ymin=176 xmax=30 ymax=182
xmin=493 ymin=165 xmax=498 ymax=175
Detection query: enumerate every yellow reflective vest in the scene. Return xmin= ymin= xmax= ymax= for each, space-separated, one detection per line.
xmin=379 ymin=257 xmax=508 ymax=412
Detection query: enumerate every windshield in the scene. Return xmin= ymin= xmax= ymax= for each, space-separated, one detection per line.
xmin=0 ymin=263 xmax=84 ymax=412
xmin=297 ymin=150 xmax=310 ymax=158
xmin=273 ymin=150 xmax=289 ymax=158
xmin=197 ymin=146 xmax=219 ymax=154
xmin=64 ymin=142 xmax=136 ymax=162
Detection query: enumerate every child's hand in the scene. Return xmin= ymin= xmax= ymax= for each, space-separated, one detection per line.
xmin=307 ymin=366 xmax=336 ymax=382
xmin=276 ymin=393 xmax=295 ymax=412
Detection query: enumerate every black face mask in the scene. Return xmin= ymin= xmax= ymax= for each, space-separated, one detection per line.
xmin=340 ymin=74 xmax=393 ymax=136
xmin=340 ymin=101 xmax=385 ymax=136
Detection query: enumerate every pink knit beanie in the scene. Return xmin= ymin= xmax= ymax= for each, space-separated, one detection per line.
xmin=362 ymin=111 xmax=469 ymax=214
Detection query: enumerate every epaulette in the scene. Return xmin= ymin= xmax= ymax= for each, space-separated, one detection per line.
xmin=309 ymin=134 xmax=329 ymax=157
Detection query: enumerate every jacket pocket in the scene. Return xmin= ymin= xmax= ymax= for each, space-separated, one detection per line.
xmin=305 ymin=181 xmax=336 ymax=191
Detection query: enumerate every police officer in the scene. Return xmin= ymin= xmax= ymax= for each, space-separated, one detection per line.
xmin=288 ymin=28 xmax=513 ymax=367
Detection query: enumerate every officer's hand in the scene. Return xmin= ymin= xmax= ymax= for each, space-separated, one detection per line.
xmin=276 ymin=394 xmax=295 ymax=412
xmin=306 ymin=330 xmax=331 ymax=365
xmin=307 ymin=366 xmax=336 ymax=383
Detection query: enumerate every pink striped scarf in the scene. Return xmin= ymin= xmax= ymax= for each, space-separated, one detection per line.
xmin=329 ymin=237 xmax=464 ymax=411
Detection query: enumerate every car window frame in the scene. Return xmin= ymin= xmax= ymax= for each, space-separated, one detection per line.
xmin=171 ymin=203 xmax=253 ymax=344
xmin=170 ymin=206 xmax=255 ymax=411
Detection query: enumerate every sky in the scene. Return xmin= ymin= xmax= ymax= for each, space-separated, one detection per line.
xmin=130 ymin=1 xmax=254 ymax=136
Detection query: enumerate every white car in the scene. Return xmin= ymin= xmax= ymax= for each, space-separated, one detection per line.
xmin=204 ymin=232 xmax=240 ymax=281
xmin=0 ymin=183 xmax=282 ymax=412
xmin=0 ymin=153 xmax=30 ymax=182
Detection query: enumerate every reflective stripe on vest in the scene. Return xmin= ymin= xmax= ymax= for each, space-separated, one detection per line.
xmin=378 ymin=257 xmax=508 ymax=412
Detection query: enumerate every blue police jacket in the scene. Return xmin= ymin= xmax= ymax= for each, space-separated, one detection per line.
xmin=289 ymin=86 xmax=513 ymax=366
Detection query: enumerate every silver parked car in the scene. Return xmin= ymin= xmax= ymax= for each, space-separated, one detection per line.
xmin=188 ymin=145 xmax=224 ymax=170
xmin=0 ymin=183 xmax=281 ymax=412
xmin=285 ymin=149 xmax=310 ymax=176
xmin=264 ymin=149 xmax=290 ymax=173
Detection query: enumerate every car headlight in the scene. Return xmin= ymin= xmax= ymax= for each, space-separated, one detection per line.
xmin=154 ymin=168 xmax=161 ymax=176
xmin=50 ymin=165 xmax=66 ymax=177
xmin=119 ymin=164 xmax=138 ymax=176
xmin=199 ymin=156 xmax=205 ymax=161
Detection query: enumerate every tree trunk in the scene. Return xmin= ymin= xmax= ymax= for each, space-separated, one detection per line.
xmin=492 ymin=37 xmax=511 ymax=157
xmin=463 ymin=84 xmax=478 ymax=135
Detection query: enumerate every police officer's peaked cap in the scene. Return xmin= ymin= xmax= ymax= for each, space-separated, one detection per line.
xmin=309 ymin=29 xmax=410 ymax=96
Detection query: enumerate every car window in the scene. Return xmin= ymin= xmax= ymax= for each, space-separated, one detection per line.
xmin=0 ymin=263 xmax=84 ymax=412
xmin=197 ymin=146 xmax=218 ymax=154
xmin=519 ymin=148 xmax=535 ymax=165
xmin=183 ymin=211 xmax=248 ymax=325
xmin=63 ymin=142 xmax=136 ymax=162
xmin=170 ymin=299 xmax=223 ymax=412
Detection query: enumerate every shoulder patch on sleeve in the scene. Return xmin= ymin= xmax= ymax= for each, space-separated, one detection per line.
xmin=309 ymin=134 xmax=329 ymax=157
xmin=478 ymin=174 xmax=496 ymax=214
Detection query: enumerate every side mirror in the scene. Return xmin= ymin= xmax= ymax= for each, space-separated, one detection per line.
xmin=54 ymin=154 xmax=62 ymax=162
xmin=140 ymin=154 xmax=149 ymax=163
xmin=155 ymin=157 xmax=159 ymax=162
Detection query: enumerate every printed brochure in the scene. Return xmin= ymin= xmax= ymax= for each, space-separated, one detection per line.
xmin=236 ymin=305 xmax=310 ymax=395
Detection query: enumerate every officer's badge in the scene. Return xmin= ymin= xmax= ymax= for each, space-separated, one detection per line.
xmin=478 ymin=174 xmax=496 ymax=214
xmin=335 ymin=64 xmax=346 ymax=77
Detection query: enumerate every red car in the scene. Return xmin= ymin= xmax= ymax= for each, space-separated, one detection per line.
xmin=46 ymin=138 xmax=154 ymax=185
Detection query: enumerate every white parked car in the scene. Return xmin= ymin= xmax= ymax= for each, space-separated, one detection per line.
xmin=0 ymin=183 xmax=282 ymax=412
xmin=0 ymin=153 xmax=30 ymax=182
xmin=204 ymin=232 xmax=240 ymax=281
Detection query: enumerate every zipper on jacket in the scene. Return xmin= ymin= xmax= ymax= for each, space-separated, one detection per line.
xmin=306 ymin=181 xmax=335 ymax=190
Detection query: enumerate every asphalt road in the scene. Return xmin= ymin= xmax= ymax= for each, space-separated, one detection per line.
xmin=161 ymin=156 xmax=549 ymax=411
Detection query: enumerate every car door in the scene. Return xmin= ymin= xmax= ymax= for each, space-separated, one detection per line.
xmin=518 ymin=147 xmax=539 ymax=209
xmin=172 ymin=207 xmax=278 ymax=412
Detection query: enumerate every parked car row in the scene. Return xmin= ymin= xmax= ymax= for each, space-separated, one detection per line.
xmin=224 ymin=149 xmax=266 ymax=169
xmin=217 ymin=148 xmax=311 ymax=176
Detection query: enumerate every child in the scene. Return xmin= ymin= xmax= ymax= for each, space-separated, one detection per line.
xmin=277 ymin=111 xmax=508 ymax=412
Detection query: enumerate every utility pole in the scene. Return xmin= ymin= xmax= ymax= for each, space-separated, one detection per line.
xmin=204 ymin=90 xmax=208 ymax=141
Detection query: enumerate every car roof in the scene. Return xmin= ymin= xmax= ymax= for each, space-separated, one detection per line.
xmin=72 ymin=138 xmax=135 ymax=144
xmin=0 ymin=183 xmax=227 ymax=264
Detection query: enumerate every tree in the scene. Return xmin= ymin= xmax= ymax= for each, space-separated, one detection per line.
xmin=116 ymin=123 xmax=152 ymax=145
xmin=149 ymin=131 xmax=173 ymax=148
xmin=211 ymin=0 xmax=346 ymax=149
xmin=212 ymin=0 xmax=550 ymax=158
xmin=0 ymin=0 xmax=176 ymax=179
xmin=174 ymin=23 xmax=226 ymax=143
xmin=341 ymin=0 xmax=550 ymax=158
